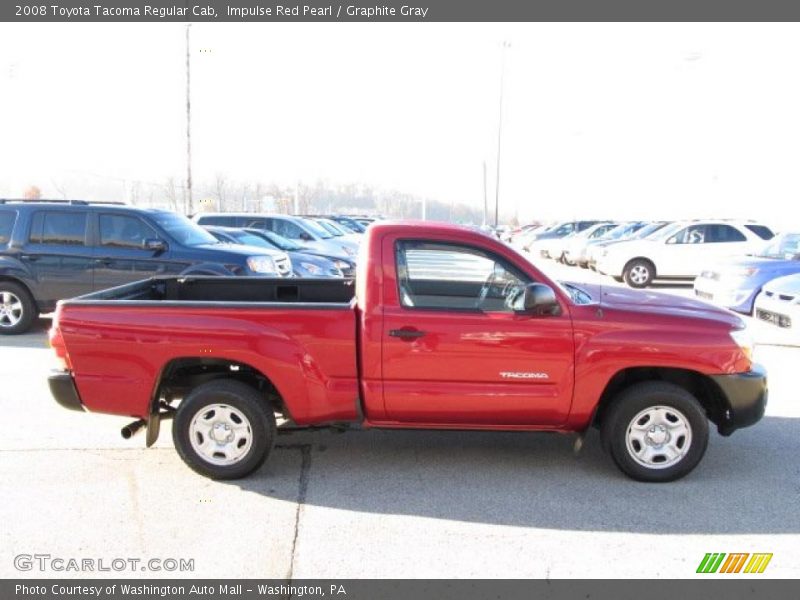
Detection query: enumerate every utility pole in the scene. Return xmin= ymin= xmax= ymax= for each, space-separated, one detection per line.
xmin=494 ymin=41 xmax=510 ymax=228
xmin=482 ymin=160 xmax=488 ymax=226
xmin=184 ymin=24 xmax=194 ymax=216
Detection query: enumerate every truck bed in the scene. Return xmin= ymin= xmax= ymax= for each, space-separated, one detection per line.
xmin=70 ymin=275 xmax=355 ymax=305
xmin=54 ymin=276 xmax=359 ymax=423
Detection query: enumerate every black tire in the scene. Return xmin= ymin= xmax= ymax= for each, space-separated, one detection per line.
xmin=172 ymin=380 xmax=276 ymax=480
xmin=600 ymin=382 xmax=709 ymax=482
xmin=623 ymin=258 xmax=655 ymax=288
xmin=0 ymin=281 xmax=36 ymax=335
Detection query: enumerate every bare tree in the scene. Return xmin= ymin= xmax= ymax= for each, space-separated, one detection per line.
xmin=213 ymin=174 xmax=227 ymax=210
xmin=23 ymin=185 xmax=42 ymax=200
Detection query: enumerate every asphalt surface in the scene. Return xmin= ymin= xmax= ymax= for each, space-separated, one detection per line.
xmin=1 ymin=266 xmax=799 ymax=579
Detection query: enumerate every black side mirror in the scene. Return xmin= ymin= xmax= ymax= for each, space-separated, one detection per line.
xmin=299 ymin=232 xmax=312 ymax=241
xmin=144 ymin=238 xmax=167 ymax=253
xmin=514 ymin=283 xmax=561 ymax=316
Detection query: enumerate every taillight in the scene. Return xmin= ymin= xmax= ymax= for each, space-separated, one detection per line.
xmin=48 ymin=310 xmax=73 ymax=371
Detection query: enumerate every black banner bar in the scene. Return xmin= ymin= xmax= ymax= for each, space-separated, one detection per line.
xmin=5 ymin=0 xmax=800 ymax=22
xmin=5 ymin=580 xmax=800 ymax=600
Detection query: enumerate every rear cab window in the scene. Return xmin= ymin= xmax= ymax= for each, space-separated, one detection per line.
xmin=0 ymin=211 xmax=17 ymax=247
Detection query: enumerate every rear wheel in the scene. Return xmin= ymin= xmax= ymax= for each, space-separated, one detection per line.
xmin=623 ymin=259 xmax=655 ymax=288
xmin=173 ymin=380 xmax=276 ymax=480
xmin=600 ymin=382 xmax=709 ymax=482
xmin=0 ymin=281 xmax=36 ymax=335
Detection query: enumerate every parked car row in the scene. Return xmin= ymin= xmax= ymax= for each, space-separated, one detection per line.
xmin=509 ymin=217 xmax=797 ymax=343
xmin=0 ymin=199 xmax=377 ymax=334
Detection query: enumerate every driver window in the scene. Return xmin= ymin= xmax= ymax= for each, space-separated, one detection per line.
xmin=396 ymin=241 xmax=527 ymax=311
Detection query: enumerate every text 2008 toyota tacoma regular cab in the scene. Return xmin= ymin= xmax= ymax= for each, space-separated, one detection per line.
xmin=48 ymin=222 xmax=767 ymax=482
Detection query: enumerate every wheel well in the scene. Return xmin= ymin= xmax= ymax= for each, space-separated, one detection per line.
xmin=0 ymin=276 xmax=39 ymax=311
xmin=155 ymin=358 xmax=289 ymax=419
xmin=593 ymin=367 xmax=726 ymax=427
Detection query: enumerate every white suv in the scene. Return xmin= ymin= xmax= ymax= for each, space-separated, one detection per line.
xmin=596 ymin=221 xmax=774 ymax=288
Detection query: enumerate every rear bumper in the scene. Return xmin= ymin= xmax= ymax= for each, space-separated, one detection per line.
xmin=48 ymin=371 xmax=84 ymax=412
xmin=711 ymin=364 xmax=767 ymax=436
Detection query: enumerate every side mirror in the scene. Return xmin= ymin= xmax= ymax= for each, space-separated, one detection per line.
xmin=299 ymin=232 xmax=312 ymax=241
xmin=144 ymin=238 xmax=167 ymax=253
xmin=514 ymin=283 xmax=561 ymax=316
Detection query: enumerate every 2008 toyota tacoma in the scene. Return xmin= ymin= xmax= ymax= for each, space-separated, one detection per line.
xmin=48 ymin=222 xmax=767 ymax=482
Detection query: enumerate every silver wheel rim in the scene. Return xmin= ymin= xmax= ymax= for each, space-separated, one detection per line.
xmin=189 ymin=403 xmax=253 ymax=466
xmin=0 ymin=291 xmax=24 ymax=328
xmin=630 ymin=265 xmax=650 ymax=285
xmin=625 ymin=405 xmax=692 ymax=469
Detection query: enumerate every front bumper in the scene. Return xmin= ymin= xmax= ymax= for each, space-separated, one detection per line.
xmin=693 ymin=278 xmax=756 ymax=313
xmin=48 ymin=371 xmax=84 ymax=412
xmin=710 ymin=364 xmax=767 ymax=436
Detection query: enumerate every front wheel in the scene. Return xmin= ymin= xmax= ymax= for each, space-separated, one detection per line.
xmin=173 ymin=380 xmax=276 ymax=480
xmin=623 ymin=259 xmax=655 ymax=288
xmin=600 ymin=382 xmax=709 ymax=482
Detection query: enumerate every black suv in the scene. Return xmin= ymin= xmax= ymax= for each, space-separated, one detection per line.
xmin=0 ymin=200 xmax=292 ymax=334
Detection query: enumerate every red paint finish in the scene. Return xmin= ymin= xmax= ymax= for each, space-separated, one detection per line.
xmin=51 ymin=221 xmax=754 ymax=432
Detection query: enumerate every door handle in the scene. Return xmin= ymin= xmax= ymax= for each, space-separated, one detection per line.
xmin=20 ymin=255 xmax=39 ymax=262
xmin=94 ymin=258 xmax=113 ymax=266
xmin=389 ymin=328 xmax=426 ymax=339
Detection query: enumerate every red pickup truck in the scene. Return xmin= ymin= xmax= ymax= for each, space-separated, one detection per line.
xmin=48 ymin=222 xmax=766 ymax=482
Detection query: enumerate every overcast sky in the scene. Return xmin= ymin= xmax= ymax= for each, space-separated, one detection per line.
xmin=1 ymin=22 xmax=799 ymax=226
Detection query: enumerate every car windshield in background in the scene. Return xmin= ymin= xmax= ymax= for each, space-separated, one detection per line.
xmin=632 ymin=222 xmax=669 ymax=239
xmin=152 ymin=212 xmax=219 ymax=246
xmin=560 ymin=282 xmax=595 ymax=305
xmin=317 ymin=220 xmax=344 ymax=236
xmin=648 ymin=222 xmax=683 ymax=241
xmin=231 ymin=232 xmax=273 ymax=248
xmin=302 ymin=219 xmax=334 ymax=239
xmin=757 ymin=233 xmax=800 ymax=259
xmin=604 ymin=224 xmax=634 ymax=239
xmin=261 ymin=231 xmax=302 ymax=251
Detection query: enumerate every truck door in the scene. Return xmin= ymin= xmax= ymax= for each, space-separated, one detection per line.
xmin=381 ymin=239 xmax=575 ymax=425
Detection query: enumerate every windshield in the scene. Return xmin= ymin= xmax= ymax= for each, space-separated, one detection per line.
xmin=560 ymin=282 xmax=595 ymax=305
xmin=757 ymin=233 xmax=800 ymax=259
xmin=152 ymin=213 xmax=219 ymax=246
xmin=632 ymin=222 xmax=669 ymax=239
xmin=317 ymin=220 xmax=344 ymax=236
xmin=230 ymin=231 xmax=274 ymax=249
xmin=604 ymin=223 xmax=634 ymax=240
xmin=302 ymin=218 xmax=334 ymax=239
xmin=258 ymin=230 xmax=301 ymax=251
xmin=649 ymin=222 xmax=684 ymax=241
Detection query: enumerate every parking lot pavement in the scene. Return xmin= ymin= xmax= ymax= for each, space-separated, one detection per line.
xmin=2 ymin=298 xmax=798 ymax=579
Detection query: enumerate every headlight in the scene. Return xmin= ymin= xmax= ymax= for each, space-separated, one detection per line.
xmin=342 ymin=246 xmax=356 ymax=256
xmin=729 ymin=326 xmax=754 ymax=361
xmin=246 ymin=256 xmax=277 ymax=274
xmin=300 ymin=262 xmax=323 ymax=275
xmin=728 ymin=267 xmax=759 ymax=278
xmin=333 ymin=259 xmax=352 ymax=271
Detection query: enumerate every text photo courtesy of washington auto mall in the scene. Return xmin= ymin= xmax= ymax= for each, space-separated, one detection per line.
xmin=1 ymin=4 xmax=799 ymax=598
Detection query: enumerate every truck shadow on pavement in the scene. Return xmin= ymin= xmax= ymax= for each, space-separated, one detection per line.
xmin=233 ymin=415 xmax=798 ymax=535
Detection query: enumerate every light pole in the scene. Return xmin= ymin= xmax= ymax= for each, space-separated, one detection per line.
xmin=185 ymin=24 xmax=194 ymax=216
xmin=494 ymin=41 xmax=510 ymax=228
